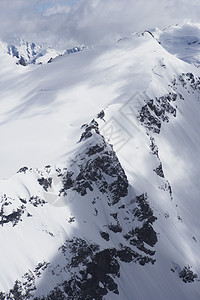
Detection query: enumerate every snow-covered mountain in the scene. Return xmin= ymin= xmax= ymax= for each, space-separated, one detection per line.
xmin=154 ymin=20 xmax=200 ymax=67
xmin=1 ymin=21 xmax=200 ymax=299
xmin=0 ymin=39 xmax=85 ymax=65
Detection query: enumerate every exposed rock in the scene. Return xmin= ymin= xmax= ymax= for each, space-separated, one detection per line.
xmin=179 ymin=266 xmax=198 ymax=283
xmin=100 ymin=231 xmax=110 ymax=241
xmin=79 ymin=120 xmax=100 ymax=142
xmin=97 ymin=110 xmax=105 ymax=119
xmin=0 ymin=195 xmax=26 ymax=227
xmin=0 ymin=118 xmax=158 ymax=299
xmin=58 ymin=120 xmax=129 ymax=205
xmin=154 ymin=163 xmax=164 ymax=178
xmin=38 ymin=177 xmax=52 ymax=191
xmin=17 ymin=166 xmax=29 ymax=174
xmin=133 ymin=193 xmax=157 ymax=223
xmin=108 ymin=223 xmax=122 ymax=233
xmin=138 ymin=92 xmax=177 ymax=133
xmin=29 ymin=196 xmax=46 ymax=207
xmin=18 ymin=56 xmax=27 ymax=66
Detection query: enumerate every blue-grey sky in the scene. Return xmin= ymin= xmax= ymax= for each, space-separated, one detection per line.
xmin=0 ymin=0 xmax=200 ymax=48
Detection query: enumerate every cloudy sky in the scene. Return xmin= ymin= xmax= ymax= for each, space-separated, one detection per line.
xmin=0 ymin=0 xmax=200 ymax=48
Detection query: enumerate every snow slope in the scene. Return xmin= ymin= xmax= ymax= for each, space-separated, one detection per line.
xmin=0 ymin=24 xmax=200 ymax=299
xmin=154 ymin=20 xmax=200 ymax=67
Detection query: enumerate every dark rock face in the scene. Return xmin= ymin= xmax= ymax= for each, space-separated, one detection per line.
xmin=149 ymin=136 xmax=159 ymax=156
xmin=153 ymin=163 xmax=164 ymax=178
xmin=0 ymin=262 xmax=49 ymax=300
xmin=0 ymin=193 xmax=46 ymax=227
xmin=37 ymin=287 xmax=65 ymax=300
xmin=38 ymin=177 xmax=52 ymax=191
xmin=97 ymin=110 xmax=105 ymax=120
xmin=134 ymin=223 xmax=157 ymax=247
xmin=133 ymin=194 xmax=157 ymax=224
xmin=33 ymin=192 xmax=157 ymax=299
xmin=55 ymin=238 xmax=120 ymax=299
xmin=79 ymin=120 xmax=100 ymax=142
xmin=18 ymin=57 xmax=27 ymax=66
xmin=0 ymin=119 xmax=158 ymax=299
xmin=86 ymin=144 xmax=105 ymax=156
xmin=100 ymin=231 xmax=110 ymax=241
xmin=0 ymin=194 xmax=25 ymax=227
xmin=108 ymin=223 xmax=122 ymax=233
xmin=58 ymin=120 xmax=128 ymax=205
xmin=62 ymin=246 xmax=120 ymax=299
xmin=178 ymin=73 xmax=200 ymax=92
xmin=123 ymin=194 xmax=157 ymax=259
xmin=75 ymin=149 xmax=128 ymax=204
xmin=179 ymin=266 xmax=198 ymax=283
xmin=29 ymin=196 xmax=46 ymax=207
xmin=138 ymin=93 xmax=177 ymax=133
xmin=17 ymin=166 xmax=29 ymax=174
xmin=41 ymin=233 xmax=156 ymax=299
xmin=0 ymin=203 xmax=25 ymax=227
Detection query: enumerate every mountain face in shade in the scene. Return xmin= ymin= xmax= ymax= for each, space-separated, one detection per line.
xmin=0 ymin=21 xmax=200 ymax=299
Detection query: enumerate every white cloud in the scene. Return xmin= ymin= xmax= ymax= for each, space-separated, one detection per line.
xmin=0 ymin=0 xmax=200 ymax=49
xmin=44 ymin=4 xmax=71 ymax=16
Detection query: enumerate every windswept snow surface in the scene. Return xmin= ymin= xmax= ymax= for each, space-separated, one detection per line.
xmin=155 ymin=20 xmax=200 ymax=67
xmin=0 ymin=26 xmax=200 ymax=299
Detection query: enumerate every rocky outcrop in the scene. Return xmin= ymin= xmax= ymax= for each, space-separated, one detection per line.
xmin=0 ymin=119 xmax=158 ymax=299
xmin=138 ymin=92 xmax=177 ymax=134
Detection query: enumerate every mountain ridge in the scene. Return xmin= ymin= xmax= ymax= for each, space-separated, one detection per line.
xmin=0 ymin=22 xmax=200 ymax=299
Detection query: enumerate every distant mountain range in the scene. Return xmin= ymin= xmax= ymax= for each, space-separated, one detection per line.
xmin=0 ymin=38 xmax=85 ymax=65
